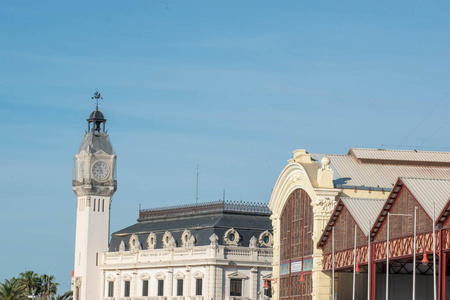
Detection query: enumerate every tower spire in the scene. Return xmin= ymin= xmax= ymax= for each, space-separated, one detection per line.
xmin=92 ymin=91 xmax=103 ymax=110
xmin=87 ymin=92 xmax=107 ymax=133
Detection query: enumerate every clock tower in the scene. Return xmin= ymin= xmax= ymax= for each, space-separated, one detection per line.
xmin=72 ymin=92 xmax=117 ymax=300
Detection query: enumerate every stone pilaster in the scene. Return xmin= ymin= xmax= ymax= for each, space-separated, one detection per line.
xmin=216 ymin=266 xmax=223 ymax=300
xmin=250 ymin=267 xmax=258 ymax=300
xmin=132 ymin=269 xmax=138 ymax=297
xmin=186 ymin=267 xmax=191 ymax=297
xmin=311 ymin=188 xmax=340 ymax=300
xmin=115 ymin=271 xmax=121 ymax=299
xmin=167 ymin=268 xmax=173 ymax=297
xmin=209 ymin=265 xmax=216 ymax=300
xmin=101 ymin=271 xmax=105 ymax=298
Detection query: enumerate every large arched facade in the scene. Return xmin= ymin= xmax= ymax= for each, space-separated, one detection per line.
xmin=279 ymin=189 xmax=314 ymax=300
xmin=269 ymin=150 xmax=340 ymax=300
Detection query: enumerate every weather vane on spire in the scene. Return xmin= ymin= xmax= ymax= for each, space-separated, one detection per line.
xmin=92 ymin=91 xmax=103 ymax=110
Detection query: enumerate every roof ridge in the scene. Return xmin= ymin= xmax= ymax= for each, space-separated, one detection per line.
xmin=340 ymin=197 xmax=385 ymax=201
xmin=400 ymin=177 xmax=450 ymax=182
xmin=350 ymin=148 xmax=450 ymax=154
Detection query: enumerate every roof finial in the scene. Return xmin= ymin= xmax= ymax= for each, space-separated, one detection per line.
xmin=92 ymin=91 xmax=103 ymax=110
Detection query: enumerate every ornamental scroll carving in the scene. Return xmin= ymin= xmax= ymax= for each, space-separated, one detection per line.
xmin=311 ymin=197 xmax=336 ymax=217
xmin=288 ymin=172 xmax=303 ymax=183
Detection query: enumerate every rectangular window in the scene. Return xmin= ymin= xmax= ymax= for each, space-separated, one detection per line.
xmin=142 ymin=280 xmax=149 ymax=296
xmin=177 ymin=279 xmax=183 ymax=296
xmin=196 ymin=278 xmax=202 ymax=296
xmin=108 ymin=281 xmax=114 ymax=297
xmin=102 ymin=199 xmax=105 ymax=212
xmin=158 ymin=280 xmax=164 ymax=296
xmin=230 ymin=279 xmax=242 ymax=296
xmin=124 ymin=281 xmax=130 ymax=297
xmin=93 ymin=199 xmax=96 ymax=211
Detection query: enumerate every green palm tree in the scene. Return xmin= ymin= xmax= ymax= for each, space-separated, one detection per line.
xmin=0 ymin=277 xmax=25 ymax=300
xmin=39 ymin=275 xmax=58 ymax=299
xmin=51 ymin=291 xmax=72 ymax=300
xmin=18 ymin=271 xmax=40 ymax=297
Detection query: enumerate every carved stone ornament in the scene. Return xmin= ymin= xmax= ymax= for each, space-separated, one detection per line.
xmin=106 ymin=274 xmax=115 ymax=281
xmin=188 ymin=235 xmax=196 ymax=249
xmin=311 ymin=197 xmax=336 ymax=217
xmin=181 ymin=229 xmax=192 ymax=247
xmin=258 ymin=230 xmax=273 ymax=247
xmin=193 ymin=271 xmax=205 ymax=279
xmin=162 ymin=231 xmax=173 ymax=249
xmin=129 ymin=234 xmax=141 ymax=252
xmin=223 ymin=228 xmax=240 ymax=246
xmin=209 ymin=233 xmax=219 ymax=249
xmin=119 ymin=240 xmax=126 ymax=252
xmin=74 ymin=277 xmax=82 ymax=286
xmin=249 ymin=236 xmax=258 ymax=249
xmin=175 ymin=272 xmax=185 ymax=279
xmin=167 ymin=236 xmax=176 ymax=251
xmin=288 ymin=172 xmax=302 ymax=183
xmin=122 ymin=273 xmax=132 ymax=281
xmin=147 ymin=232 xmax=157 ymax=249
xmin=317 ymin=156 xmax=334 ymax=188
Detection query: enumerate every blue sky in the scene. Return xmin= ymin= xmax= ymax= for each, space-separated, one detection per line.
xmin=1 ymin=0 xmax=450 ymax=293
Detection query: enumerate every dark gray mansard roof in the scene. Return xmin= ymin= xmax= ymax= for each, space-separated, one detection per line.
xmin=109 ymin=201 xmax=272 ymax=252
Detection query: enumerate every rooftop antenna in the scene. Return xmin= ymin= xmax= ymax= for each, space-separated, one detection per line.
xmin=92 ymin=91 xmax=103 ymax=110
xmin=196 ymin=164 xmax=199 ymax=205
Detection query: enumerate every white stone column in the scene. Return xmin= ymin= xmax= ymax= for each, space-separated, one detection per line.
xmin=101 ymin=271 xmax=105 ymax=299
xmin=209 ymin=265 xmax=216 ymax=300
xmin=115 ymin=271 xmax=121 ymax=300
xmin=132 ymin=269 xmax=138 ymax=298
xmin=215 ymin=266 xmax=223 ymax=300
xmin=167 ymin=268 xmax=174 ymax=297
xmin=186 ymin=267 xmax=191 ymax=298
xmin=250 ymin=267 xmax=258 ymax=300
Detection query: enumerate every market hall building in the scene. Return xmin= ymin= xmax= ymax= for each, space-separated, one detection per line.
xmin=268 ymin=148 xmax=450 ymax=300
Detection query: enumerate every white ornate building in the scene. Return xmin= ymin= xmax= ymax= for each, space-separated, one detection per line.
xmin=71 ymin=102 xmax=273 ymax=300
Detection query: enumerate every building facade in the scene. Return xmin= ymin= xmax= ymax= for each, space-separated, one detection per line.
xmin=268 ymin=148 xmax=450 ymax=300
xmin=102 ymin=201 xmax=273 ymax=300
xmin=72 ymin=103 xmax=273 ymax=300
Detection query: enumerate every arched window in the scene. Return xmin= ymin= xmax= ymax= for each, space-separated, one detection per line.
xmin=279 ymin=189 xmax=314 ymax=300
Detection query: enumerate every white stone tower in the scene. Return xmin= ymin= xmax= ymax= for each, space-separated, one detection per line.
xmin=72 ymin=92 xmax=117 ymax=300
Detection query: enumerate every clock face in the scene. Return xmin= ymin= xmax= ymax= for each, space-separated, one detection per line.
xmin=79 ymin=161 xmax=86 ymax=178
xmin=92 ymin=161 xmax=109 ymax=180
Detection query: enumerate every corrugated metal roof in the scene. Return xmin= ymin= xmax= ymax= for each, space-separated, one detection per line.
xmin=341 ymin=198 xmax=386 ymax=235
xmin=350 ymin=148 xmax=450 ymax=163
xmin=318 ymin=153 xmax=450 ymax=189
xmin=400 ymin=177 xmax=450 ymax=220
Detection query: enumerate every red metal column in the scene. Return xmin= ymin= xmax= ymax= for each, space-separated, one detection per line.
xmin=301 ymin=191 xmax=305 ymax=300
xmin=288 ymin=195 xmax=293 ymax=300
xmin=439 ymin=228 xmax=446 ymax=300
xmin=370 ymin=245 xmax=376 ymax=300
